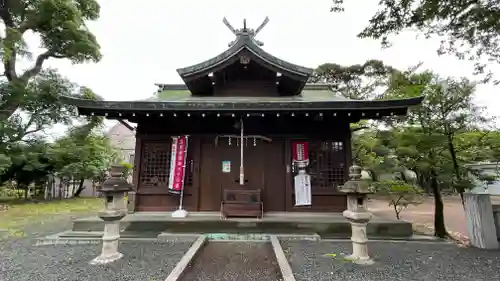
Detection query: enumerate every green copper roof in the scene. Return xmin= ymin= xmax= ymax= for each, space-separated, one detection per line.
xmin=60 ymin=83 xmax=424 ymax=117
xmin=157 ymin=90 xmax=191 ymax=100
xmin=155 ymin=89 xmax=350 ymax=103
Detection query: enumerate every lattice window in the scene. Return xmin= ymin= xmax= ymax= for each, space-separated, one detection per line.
xmin=307 ymin=141 xmax=346 ymax=189
xmin=140 ymin=141 xmax=171 ymax=187
xmin=139 ymin=139 xmax=194 ymax=188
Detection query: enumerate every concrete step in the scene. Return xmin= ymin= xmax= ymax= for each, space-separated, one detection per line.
xmin=71 ymin=214 xmax=414 ymax=239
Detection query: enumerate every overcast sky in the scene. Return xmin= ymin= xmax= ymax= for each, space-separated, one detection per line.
xmin=19 ymin=0 xmax=500 ymax=137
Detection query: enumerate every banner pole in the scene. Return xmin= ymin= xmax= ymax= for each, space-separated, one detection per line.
xmin=178 ymin=135 xmax=188 ymax=210
xmin=172 ymin=135 xmax=189 ymax=218
xmin=239 ymin=118 xmax=244 ymax=185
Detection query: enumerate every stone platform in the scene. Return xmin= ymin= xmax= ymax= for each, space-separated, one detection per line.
xmin=70 ymin=212 xmax=412 ymax=239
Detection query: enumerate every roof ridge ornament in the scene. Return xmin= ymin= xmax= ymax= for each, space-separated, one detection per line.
xmin=223 ymin=17 xmax=269 ymax=47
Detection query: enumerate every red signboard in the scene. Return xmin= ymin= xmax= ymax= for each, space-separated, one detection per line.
xmin=292 ymin=141 xmax=309 ymax=163
xmin=168 ymin=136 xmax=188 ymax=194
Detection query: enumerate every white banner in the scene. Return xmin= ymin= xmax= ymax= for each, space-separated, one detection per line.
xmin=294 ymin=172 xmax=312 ymax=206
xmin=167 ymin=137 xmax=178 ymax=192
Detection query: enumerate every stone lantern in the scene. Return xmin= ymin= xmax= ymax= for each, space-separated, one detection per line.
xmin=338 ymin=164 xmax=375 ymax=265
xmin=90 ymin=164 xmax=133 ymax=265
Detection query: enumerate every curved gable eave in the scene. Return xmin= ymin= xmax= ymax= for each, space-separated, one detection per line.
xmin=176 ymin=35 xmax=313 ymax=81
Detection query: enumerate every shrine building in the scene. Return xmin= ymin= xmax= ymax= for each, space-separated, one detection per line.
xmin=62 ymin=18 xmax=423 ymax=216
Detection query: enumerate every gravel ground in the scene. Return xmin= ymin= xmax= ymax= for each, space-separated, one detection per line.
xmin=181 ymin=242 xmax=282 ymax=281
xmin=281 ymin=240 xmax=500 ymax=281
xmin=0 ymin=214 xmax=194 ymax=281
xmin=1 ymin=241 xmax=193 ymax=281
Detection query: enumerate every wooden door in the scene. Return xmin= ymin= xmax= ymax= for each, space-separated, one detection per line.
xmin=218 ymin=138 xmax=265 ymax=191
xmin=198 ymin=136 xmax=287 ymax=212
xmin=262 ymin=139 xmax=286 ymax=211
xmin=198 ymin=136 xmax=264 ymax=211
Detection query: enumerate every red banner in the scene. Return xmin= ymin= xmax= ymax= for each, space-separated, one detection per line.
xmin=292 ymin=141 xmax=309 ymax=163
xmin=168 ymin=136 xmax=188 ymax=194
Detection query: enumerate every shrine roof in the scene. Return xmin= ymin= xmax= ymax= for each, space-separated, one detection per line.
xmin=153 ymin=85 xmax=352 ymax=102
xmin=176 ymin=18 xmax=313 ymax=81
xmin=60 ymin=84 xmax=424 ymax=117
xmin=176 ymin=34 xmax=313 ymax=80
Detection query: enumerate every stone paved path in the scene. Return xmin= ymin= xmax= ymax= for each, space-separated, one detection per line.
xmin=181 ymin=241 xmax=282 ymax=281
xmin=368 ymin=195 xmax=500 ymax=237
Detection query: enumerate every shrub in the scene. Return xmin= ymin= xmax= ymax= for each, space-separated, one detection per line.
xmin=374 ymin=180 xmax=424 ymax=220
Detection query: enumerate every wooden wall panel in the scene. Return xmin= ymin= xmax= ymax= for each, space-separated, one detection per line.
xmin=135 ymin=135 xmax=201 ymax=212
xmin=134 ymin=116 xmax=351 ymax=213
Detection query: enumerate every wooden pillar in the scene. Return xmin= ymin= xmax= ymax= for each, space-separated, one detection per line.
xmin=464 ymin=193 xmax=499 ymax=249
xmin=284 ymin=138 xmax=293 ymax=211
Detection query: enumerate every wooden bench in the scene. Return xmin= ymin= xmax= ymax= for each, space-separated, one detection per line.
xmin=220 ymin=189 xmax=263 ymax=219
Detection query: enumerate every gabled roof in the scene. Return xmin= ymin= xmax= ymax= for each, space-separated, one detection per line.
xmin=176 ymin=33 xmax=313 ymax=80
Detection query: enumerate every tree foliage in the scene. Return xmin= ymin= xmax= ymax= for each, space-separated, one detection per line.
xmin=0 ymin=0 xmax=101 ymax=120
xmin=317 ymin=59 xmax=498 ymax=238
xmin=52 ymin=130 xmax=117 ymax=196
xmin=0 ymin=0 xmax=103 ymax=185
xmin=374 ymin=180 xmax=424 ymax=220
xmin=0 ymin=123 xmax=117 ymax=198
xmin=310 ymin=59 xmax=395 ymax=99
xmin=331 ymin=0 xmax=500 ymax=82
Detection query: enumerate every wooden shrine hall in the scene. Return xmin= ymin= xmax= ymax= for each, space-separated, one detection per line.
xmin=62 ymin=18 xmax=423 ymax=217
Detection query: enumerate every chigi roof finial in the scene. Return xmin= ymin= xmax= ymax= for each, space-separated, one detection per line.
xmin=222 ymin=17 xmax=269 ymax=47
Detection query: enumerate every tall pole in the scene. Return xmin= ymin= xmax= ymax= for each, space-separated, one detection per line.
xmin=239 ymin=118 xmax=244 ymax=185
xmin=178 ymin=135 xmax=189 ymax=210
xmin=171 ymin=135 xmax=189 ymax=218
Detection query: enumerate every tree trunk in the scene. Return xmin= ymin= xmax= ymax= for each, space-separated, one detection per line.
xmin=44 ymin=180 xmax=49 ymax=200
xmin=446 ymin=134 xmax=460 ymax=178
xmin=393 ymin=204 xmax=400 ymax=220
xmin=73 ymin=178 xmax=86 ymax=197
xmin=431 ymin=169 xmax=447 ymax=238
xmin=58 ymin=178 xmax=64 ymax=199
xmin=446 ymin=133 xmax=464 ymax=204
xmin=0 ymin=102 xmax=19 ymax=121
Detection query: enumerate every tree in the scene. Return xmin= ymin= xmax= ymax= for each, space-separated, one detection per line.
xmin=0 ymin=0 xmax=101 ymax=120
xmin=374 ymin=180 xmax=424 ymax=220
xmin=387 ymin=70 xmax=487 ymax=199
xmin=331 ymin=0 xmax=500 ymax=82
xmin=310 ymin=60 xmax=395 ymax=99
xmin=455 ymin=131 xmax=500 ymax=163
xmin=377 ymin=67 xmax=491 ymax=237
xmin=0 ymin=75 xmax=103 ymax=176
xmin=51 ymin=115 xmax=114 ymax=197
xmin=0 ymin=139 xmax=55 ymax=198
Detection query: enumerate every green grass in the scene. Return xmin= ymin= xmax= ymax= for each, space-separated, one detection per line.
xmin=0 ymin=197 xmax=103 ymax=235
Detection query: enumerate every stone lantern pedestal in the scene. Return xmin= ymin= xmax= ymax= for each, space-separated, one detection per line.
xmin=338 ymin=164 xmax=375 ymax=265
xmin=90 ymin=164 xmax=132 ymax=265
